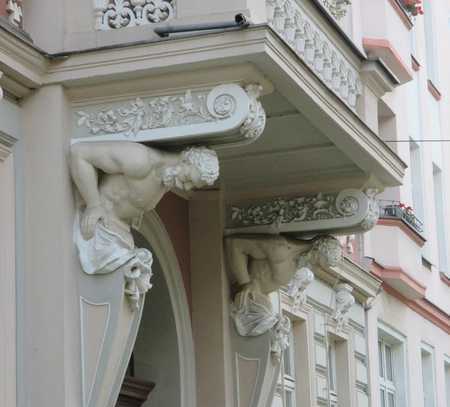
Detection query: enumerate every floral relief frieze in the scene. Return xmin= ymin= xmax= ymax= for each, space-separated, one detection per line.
xmin=266 ymin=0 xmax=362 ymax=109
xmin=73 ymin=84 xmax=266 ymax=147
xmin=77 ymin=90 xmax=220 ymax=137
xmin=227 ymin=189 xmax=379 ymax=236
xmin=94 ymin=0 xmax=175 ymax=30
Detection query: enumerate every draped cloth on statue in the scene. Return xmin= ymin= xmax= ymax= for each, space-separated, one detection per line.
xmin=74 ymin=213 xmax=153 ymax=309
xmin=231 ymin=291 xmax=279 ymax=337
xmin=74 ymin=214 xmax=144 ymax=275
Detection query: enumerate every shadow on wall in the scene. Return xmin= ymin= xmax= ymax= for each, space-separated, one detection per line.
xmin=130 ymin=231 xmax=181 ymax=407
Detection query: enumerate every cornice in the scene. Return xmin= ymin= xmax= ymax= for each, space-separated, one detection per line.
xmin=0 ymin=25 xmax=405 ymax=186
xmin=314 ymin=256 xmax=382 ymax=303
xmin=47 ymin=26 xmax=405 ymax=186
xmin=0 ymin=25 xmax=46 ymax=90
xmin=263 ymin=29 xmax=406 ymax=186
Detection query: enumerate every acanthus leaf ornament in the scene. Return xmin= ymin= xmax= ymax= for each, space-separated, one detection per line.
xmin=240 ymin=84 xmax=266 ymax=141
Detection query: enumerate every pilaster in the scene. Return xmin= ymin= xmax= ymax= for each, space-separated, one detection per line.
xmin=0 ymin=134 xmax=16 ymax=407
xmin=189 ymin=191 xmax=233 ymax=407
xmin=21 ymin=85 xmax=80 ymax=406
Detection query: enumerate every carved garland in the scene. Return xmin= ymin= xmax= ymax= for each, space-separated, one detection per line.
xmin=266 ymin=0 xmax=362 ymax=109
xmin=94 ymin=0 xmax=175 ymax=30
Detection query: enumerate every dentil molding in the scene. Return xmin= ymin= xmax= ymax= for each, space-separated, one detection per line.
xmin=73 ymin=83 xmax=266 ymax=148
xmin=226 ymin=188 xmax=380 ymax=236
xmin=266 ymin=0 xmax=361 ymax=109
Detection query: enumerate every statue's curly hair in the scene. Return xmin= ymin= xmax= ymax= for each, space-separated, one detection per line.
xmin=180 ymin=146 xmax=219 ymax=185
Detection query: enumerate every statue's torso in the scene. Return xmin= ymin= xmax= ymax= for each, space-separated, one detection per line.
xmin=99 ymin=171 xmax=167 ymax=221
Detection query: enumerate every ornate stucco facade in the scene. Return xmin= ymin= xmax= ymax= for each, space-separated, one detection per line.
xmin=1 ymin=1 xmax=450 ymax=407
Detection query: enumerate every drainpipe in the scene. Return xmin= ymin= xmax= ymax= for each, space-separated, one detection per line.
xmin=154 ymin=13 xmax=250 ymax=37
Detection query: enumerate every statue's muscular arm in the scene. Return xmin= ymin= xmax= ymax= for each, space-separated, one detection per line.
xmin=70 ymin=141 xmax=154 ymax=238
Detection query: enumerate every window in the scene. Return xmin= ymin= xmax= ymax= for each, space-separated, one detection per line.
xmin=444 ymin=358 xmax=450 ymax=407
xmin=409 ymin=140 xmax=425 ymax=227
xmin=424 ymin=0 xmax=438 ymax=84
xmin=379 ymin=340 xmax=396 ymax=407
xmin=282 ymin=328 xmax=296 ymax=407
xmin=421 ymin=345 xmax=436 ymax=407
xmin=378 ymin=324 xmax=408 ymax=407
xmin=273 ymin=320 xmax=299 ymax=407
xmin=328 ymin=339 xmax=338 ymax=407
xmin=433 ymin=165 xmax=448 ymax=273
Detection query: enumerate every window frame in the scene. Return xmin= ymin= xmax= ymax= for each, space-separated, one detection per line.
xmin=421 ymin=343 xmax=437 ymax=407
xmin=377 ymin=322 xmax=409 ymax=407
xmin=379 ymin=339 xmax=397 ymax=407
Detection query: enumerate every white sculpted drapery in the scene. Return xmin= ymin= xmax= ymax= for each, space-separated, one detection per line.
xmin=70 ymin=141 xmax=219 ymax=310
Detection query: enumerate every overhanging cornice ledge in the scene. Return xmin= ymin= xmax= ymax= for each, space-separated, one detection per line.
xmin=71 ymin=83 xmax=266 ymax=148
xmin=225 ymin=188 xmax=379 ymax=236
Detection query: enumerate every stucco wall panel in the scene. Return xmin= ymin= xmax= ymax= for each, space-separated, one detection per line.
xmin=156 ymin=192 xmax=192 ymax=311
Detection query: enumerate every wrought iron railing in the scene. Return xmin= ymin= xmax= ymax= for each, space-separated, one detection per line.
xmin=378 ymin=200 xmax=424 ymax=234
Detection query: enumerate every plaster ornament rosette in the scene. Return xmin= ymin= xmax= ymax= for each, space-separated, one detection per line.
xmin=73 ymin=83 xmax=266 ymax=148
xmin=266 ymin=0 xmax=361 ymax=109
xmin=227 ymin=189 xmax=380 ymax=236
xmin=94 ymin=0 xmax=175 ymax=30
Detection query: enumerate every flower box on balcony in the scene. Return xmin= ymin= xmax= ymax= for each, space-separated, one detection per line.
xmin=400 ymin=0 xmax=424 ymax=17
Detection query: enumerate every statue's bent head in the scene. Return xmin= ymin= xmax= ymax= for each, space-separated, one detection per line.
xmin=163 ymin=146 xmax=220 ymax=191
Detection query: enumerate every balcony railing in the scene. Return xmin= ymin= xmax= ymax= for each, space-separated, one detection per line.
xmin=378 ymin=200 xmax=424 ymax=235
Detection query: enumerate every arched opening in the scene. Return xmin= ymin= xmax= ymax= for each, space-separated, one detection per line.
xmin=115 ymin=212 xmax=196 ymax=407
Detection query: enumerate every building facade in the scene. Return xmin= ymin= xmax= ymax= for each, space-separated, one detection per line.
xmin=0 ymin=1 xmax=449 ymax=407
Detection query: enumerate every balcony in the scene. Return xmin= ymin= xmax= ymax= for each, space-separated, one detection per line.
xmin=379 ymin=200 xmax=424 ymax=236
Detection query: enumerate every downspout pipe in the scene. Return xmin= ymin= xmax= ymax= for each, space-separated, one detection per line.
xmin=154 ymin=13 xmax=250 ymax=37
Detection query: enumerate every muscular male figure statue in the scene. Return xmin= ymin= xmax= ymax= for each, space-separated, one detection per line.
xmin=225 ymin=234 xmax=341 ymax=336
xmin=70 ymin=141 xmax=219 ymax=278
